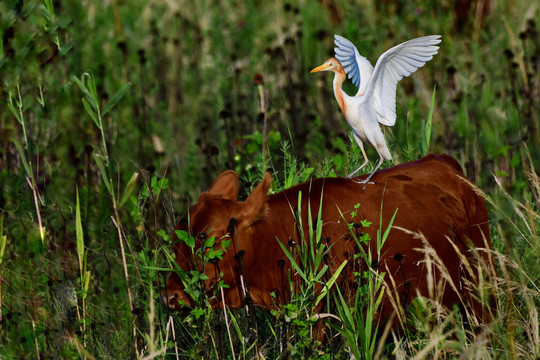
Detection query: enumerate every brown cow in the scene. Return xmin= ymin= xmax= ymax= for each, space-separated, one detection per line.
xmin=161 ymin=154 xmax=491 ymax=323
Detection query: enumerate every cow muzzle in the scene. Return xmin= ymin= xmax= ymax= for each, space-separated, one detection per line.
xmin=159 ymin=286 xmax=194 ymax=309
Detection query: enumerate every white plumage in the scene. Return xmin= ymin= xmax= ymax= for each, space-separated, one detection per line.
xmin=311 ymin=34 xmax=441 ymax=189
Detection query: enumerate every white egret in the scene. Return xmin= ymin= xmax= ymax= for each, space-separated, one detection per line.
xmin=311 ymin=34 xmax=441 ymax=188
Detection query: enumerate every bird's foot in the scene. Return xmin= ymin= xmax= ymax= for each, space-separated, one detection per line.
xmin=349 ymin=177 xmax=376 ymax=191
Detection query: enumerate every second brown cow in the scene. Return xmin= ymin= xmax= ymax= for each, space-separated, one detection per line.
xmin=161 ymin=154 xmax=492 ymax=323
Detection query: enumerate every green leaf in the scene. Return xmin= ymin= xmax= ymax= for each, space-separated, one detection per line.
xmin=277 ymin=237 xmax=306 ymax=282
xmin=82 ymin=97 xmax=100 ymax=128
xmin=421 ymin=84 xmax=436 ymax=156
xmin=83 ymin=270 xmax=91 ymax=297
xmin=102 ymin=82 xmax=132 ymax=116
xmin=315 ymin=260 xmax=347 ymax=306
xmin=332 ymin=154 xmax=344 ymax=169
xmin=229 ymin=312 xmax=243 ymax=341
xmin=175 ymin=230 xmax=195 ymax=248
xmin=139 ymin=265 xmax=177 ymax=272
xmin=190 ymin=308 xmax=205 ymax=319
xmin=510 ymin=152 xmax=521 ymax=168
xmin=379 ymin=208 xmax=398 ymax=255
xmin=157 ymin=229 xmax=169 ymax=242
xmin=11 ymin=139 xmax=33 ymax=177
xmin=301 ymin=167 xmax=314 ymax=182
xmin=217 ymin=279 xmax=229 ymax=290
xmin=119 ymin=172 xmax=139 ymax=208
xmin=222 ymin=237 xmax=231 ymax=249
xmin=93 ymin=154 xmax=113 ymax=195
xmin=71 ymin=75 xmax=99 ymax=111
xmin=204 ymin=236 xmax=215 ymax=248
xmin=7 ymin=101 xmax=21 ymax=124
xmin=75 ymin=186 xmax=85 ymax=278
xmin=82 ymin=71 xmax=99 ymax=102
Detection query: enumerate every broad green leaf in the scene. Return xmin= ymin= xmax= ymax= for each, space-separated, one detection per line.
xmin=222 ymin=237 xmax=231 ymax=249
xmin=175 ymin=230 xmax=195 ymax=248
xmin=204 ymin=236 xmax=215 ymax=248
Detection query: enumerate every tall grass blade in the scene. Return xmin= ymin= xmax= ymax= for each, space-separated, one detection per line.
xmin=102 ymin=82 xmax=132 ymax=116
xmin=277 ymin=237 xmax=307 ymax=282
xmin=75 ymin=186 xmax=84 ymax=279
xmin=93 ymin=154 xmax=113 ymax=195
xmin=12 ymin=139 xmax=33 ymax=178
xmin=71 ymin=75 xmax=99 ymax=112
xmin=315 ymin=259 xmax=347 ymax=306
xmin=7 ymin=98 xmax=21 ymax=124
xmin=82 ymin=97 xmax=100 ymax=128
xmin=379 ymin=208 xmax=398 ymax=255
xmin=420 ymin=85 xmax=436 ymax=156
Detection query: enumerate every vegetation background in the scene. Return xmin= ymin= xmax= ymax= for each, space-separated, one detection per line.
xmin=0 ymin=0 xmax=538 ymax=358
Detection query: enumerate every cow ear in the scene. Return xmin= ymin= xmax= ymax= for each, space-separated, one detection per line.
xmin=242 ymin=172 xmax=272 ymax=224
xmin=207 ymin=170 xmax=239 ymax=200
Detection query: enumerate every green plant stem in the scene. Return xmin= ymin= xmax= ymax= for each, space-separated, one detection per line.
xmin=96 ymin=113 xmax=110 ymax=166
xmin=16 ymin=86 xmax=29 ymax=149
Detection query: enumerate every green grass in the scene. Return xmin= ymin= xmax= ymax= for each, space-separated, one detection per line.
xmin=0 ymin=0 xmax=539 ymax=358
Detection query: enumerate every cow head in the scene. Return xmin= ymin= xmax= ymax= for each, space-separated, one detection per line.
xmin=160 ymin=170 xmax=272 ymax=310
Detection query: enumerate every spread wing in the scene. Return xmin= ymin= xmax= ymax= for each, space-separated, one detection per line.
xmin=364 ymin=35 xmax=441 ymax=127
xmin=334 ymin=35 xmax=374 ymax=95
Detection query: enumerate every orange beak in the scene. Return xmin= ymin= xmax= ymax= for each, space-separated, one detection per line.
xmin=310 ymin=63 xmax=332 ymax=73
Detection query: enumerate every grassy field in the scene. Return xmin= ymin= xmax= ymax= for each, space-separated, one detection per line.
xmin=0 ymin=0 xmax=539 ymax=358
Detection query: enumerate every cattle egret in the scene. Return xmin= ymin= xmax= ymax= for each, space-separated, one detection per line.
xmin=311 ymin=34 xmax=441 ymax=188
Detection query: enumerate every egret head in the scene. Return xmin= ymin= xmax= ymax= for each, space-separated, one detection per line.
xmin=310 ymin=58 xmax=342 ymax=73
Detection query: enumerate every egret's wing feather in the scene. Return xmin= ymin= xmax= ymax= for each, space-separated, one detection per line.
xmin=364 ymin=35 xmax=441 ymax=126
xmin=334 ymin=35 xmax=373 ymax=92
